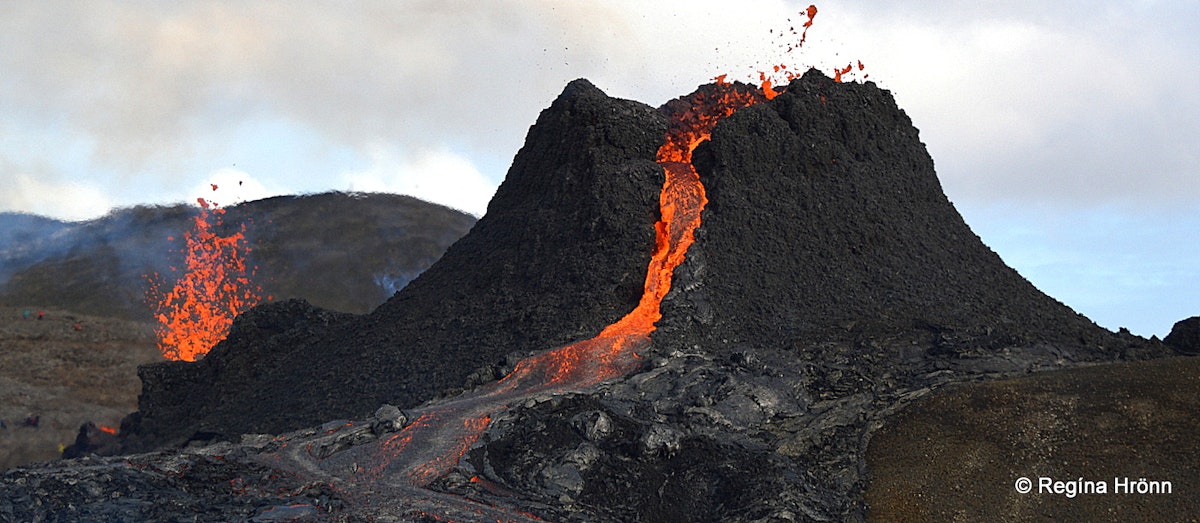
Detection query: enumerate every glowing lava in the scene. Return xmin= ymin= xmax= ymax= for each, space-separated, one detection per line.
xmin=297 ymin=6 xmax=863 ymax=519
xmin=337 ymin=5 xmax=852 ymax=492
xmin=145 ymin=198 xmax=263 ymax=362
xmin=340 ymin=77 xmax=779 ymax=499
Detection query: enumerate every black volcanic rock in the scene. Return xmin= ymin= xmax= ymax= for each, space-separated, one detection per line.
xmin=457 ymin=71 xmax=1173 ymax=522
xmin=125 ymin=79 xmax=666 ymax=450
xmin=662 ymin=68 xmax=1113 ymax=354
xmin=26 ymin=72 xmax=1174 ymax=522
xmin=1164 ymin=316 xmax=1200 ymax=355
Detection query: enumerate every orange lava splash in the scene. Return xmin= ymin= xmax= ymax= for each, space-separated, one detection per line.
xmin=145 ymin=198 xmax=263 ymax=361
xmin=759 ymin=5 xmax=867 ymax=91
xmin=833 ymin=59 xmax=868 ymax=82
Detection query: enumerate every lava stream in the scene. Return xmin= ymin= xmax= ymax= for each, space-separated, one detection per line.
xmin=292 ymin=6 xmax=845 ymax=518
xmin=307 ymin=82 xmax=772 ymax=515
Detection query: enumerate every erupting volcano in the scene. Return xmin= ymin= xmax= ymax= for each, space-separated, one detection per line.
xmin=144 ymin=198 xmax=263 ymax=362
xmin=326 ymin=75 xmax=780 ymax=497
xmin=29 ymin=5 xmax=1177 ymax=522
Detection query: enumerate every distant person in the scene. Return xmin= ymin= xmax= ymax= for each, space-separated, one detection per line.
xmin=61 ymin=422 xmax=121 ymax=459
xmin=23 ymin=415 xmax=39 ymax=428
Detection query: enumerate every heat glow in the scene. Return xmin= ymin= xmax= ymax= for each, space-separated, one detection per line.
xmin=145 ymin=198 xmax=263 ymax=361
xmin=320 ymin=6 xmax=860 ymax=513
xmin=360 ymin=47 xmax=793 ymax=493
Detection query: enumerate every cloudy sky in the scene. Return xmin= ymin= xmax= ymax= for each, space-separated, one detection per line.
xmin=1 ymin=1 xmax=1196 ymax=336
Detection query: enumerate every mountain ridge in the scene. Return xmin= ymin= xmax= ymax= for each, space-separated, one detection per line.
xmin=0 ymin=191 xmax=477 ymax=319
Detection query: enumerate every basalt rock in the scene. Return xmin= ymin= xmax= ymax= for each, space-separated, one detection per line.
xmin=454 ymin=70 xmax=1174 ymax=521
xmin=1164 ymin=315 xmax=1200 ymax=355
xmin=660 ymin=68 xmax=1124 ymax=355
xmin=124 ymin=79 xmax=666 ymax=451
xmin=16 ymin=72 xmax=1181 ymax=522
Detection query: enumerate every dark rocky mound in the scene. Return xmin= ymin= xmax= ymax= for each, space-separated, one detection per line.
xmin=447 ymin=70 xmax=1176 ymax=521
xmin=21 ymin=72 xmax=1184 ymax=522
xmin=1164 ymin=316 xmax=1200 ymax=355
xmin=123 ymin=79 xmax=667 ymax=451
xmin=667 ymin=69 xmax=1116 ymax=353
xmin=1 ymin=442 xmax=345 ymax=522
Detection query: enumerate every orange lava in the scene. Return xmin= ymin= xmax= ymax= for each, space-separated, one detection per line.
xmin=145 ymin=199 xmax=263 ymax=361
xmin=610 ymin=80 xmax=765 ymax=337
xmin=833 ymin=60 xmax=867 ymax=82
xmin=354 ymin=4 xmax=866 ymax=493
xmin=363 ymin=81 xmax=772 ymax=490
xmin=486 ymin=78 xmax=772 ymax=396
xmin=760 ymin=6 xmax=867 ymax=90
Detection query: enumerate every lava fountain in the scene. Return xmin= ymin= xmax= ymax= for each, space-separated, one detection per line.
xmin=145 ymin=198 xmax=264 ymax=362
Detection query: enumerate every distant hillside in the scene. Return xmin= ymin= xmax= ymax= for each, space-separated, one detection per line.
xmin=0 ymin=213 xmax=76 ymax=284
xmin=0 ymin=192 xmax=477 ymax=320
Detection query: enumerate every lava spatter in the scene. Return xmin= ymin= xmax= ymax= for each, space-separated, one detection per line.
xmin=145 ymin=198 xmax=263 ymax=362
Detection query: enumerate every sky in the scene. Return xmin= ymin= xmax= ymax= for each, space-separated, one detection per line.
xmin=0 ymin=1 xmax=1196 ymax=337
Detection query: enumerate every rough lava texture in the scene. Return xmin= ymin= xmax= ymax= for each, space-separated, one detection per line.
xmin=1164 ymin=316 xmax=1200 ymax=355
xmin=673 ymin=69 xmax=1113 ymax=351
xmin=449 ymin=70 xmax=1177 ymax=521
xmin=123 ymin=79 xmax=666 ymax=452
xmin=4 ymin=72 xmax=1189 ymax=522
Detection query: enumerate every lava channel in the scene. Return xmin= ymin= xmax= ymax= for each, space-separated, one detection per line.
xmin=264 ymin=80 xmax=773 ymax=522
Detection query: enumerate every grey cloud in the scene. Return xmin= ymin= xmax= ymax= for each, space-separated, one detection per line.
xmin=842 ymin=1 xmax=1200 ymax=207
xmin=0 ymin=1 xmax=637 ymax=172
xmin=1 ymin=0 xmax=1195 ymax=209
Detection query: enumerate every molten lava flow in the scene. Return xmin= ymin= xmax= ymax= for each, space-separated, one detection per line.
xmin=458 ymin=80 xmax=771 ymax=401
xmin=145 ymin=198 xmax=263 ymax=361
xmin=311 ymin=6 xmax=867 ymax=517
xmin=340 ymin=79 xmax=779 ymax=498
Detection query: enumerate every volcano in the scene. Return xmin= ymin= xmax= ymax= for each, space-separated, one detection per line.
xmin=123 ymin=78 xmax=668 ymax=452
xmin=5 ymin=71 xmax=1183 ymax=522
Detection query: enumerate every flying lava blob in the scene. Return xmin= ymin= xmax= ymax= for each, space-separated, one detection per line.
xmin=145 ymin=198 xmax=264 ymax=362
